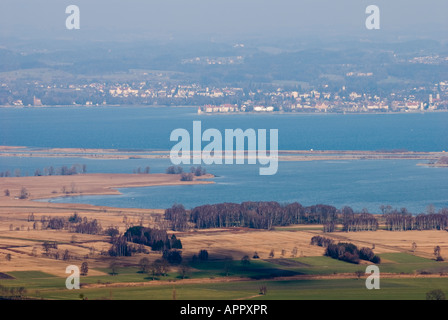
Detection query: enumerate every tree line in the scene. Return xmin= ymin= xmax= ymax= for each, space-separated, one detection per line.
xmin=384 ymin=209 xmax=448 ymax=231
xmin=39 ymin=213 xmax=102 ymax=235
xmin=188 ymin=202 xmax=339 ymax=230
xmin=341 ymin=206 xmax=379 ymax=232
xmin=164 ymin=201 xmax=448 ymax=232
xmin=133 ymin=166 xmax=151 ymax=174
xmin=0 ymin=164 xmax=87 ymax=178
xmin=0 ymin=285 xmax=27 ymax=300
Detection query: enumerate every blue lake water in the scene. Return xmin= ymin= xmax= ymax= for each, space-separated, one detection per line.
xmin=0 ymin=106 xmax=447 ymax=151
xmin=0 ymin=106 xmax=447 ymax=213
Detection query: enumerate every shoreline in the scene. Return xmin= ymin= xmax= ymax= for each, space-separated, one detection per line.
xmin=0 ymin=173 xmax=215 ymax=202
xmin=0 ymin=145 xmax=445 ymax=162
xmin=1 ymin=104 xmax=447 ymax=115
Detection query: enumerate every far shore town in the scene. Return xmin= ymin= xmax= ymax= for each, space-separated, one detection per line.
xmin=4 ymin=81 xmax=447 ymax=114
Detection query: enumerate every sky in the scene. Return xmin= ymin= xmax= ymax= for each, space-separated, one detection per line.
xmin=0 ymin=0 xmax=447 ymax=42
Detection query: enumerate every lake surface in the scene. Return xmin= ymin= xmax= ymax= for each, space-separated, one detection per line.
xmin=0 ymin=106 xmax=447 ymax=151
xmin=1 ymin=106 xmax=447 ymax=213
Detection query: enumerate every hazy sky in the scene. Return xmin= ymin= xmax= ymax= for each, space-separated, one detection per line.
xmin=0 ymin=0 xmax=447 ymax=42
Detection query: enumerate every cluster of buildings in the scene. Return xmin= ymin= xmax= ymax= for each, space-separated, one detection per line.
xmin=198 ymin=89 xmax=446 ymax=114
xmin=198 ymin=104 xmax=276 ymax=113
xmin=407 ymin=55 xmax=448 ymax=65
xmin=4 ymin=79 xmax=448 ymax=113
xmin=181 ymin=56 xmax=244 ymax=66
xmin=108 ymin=84 xmax=245 ymax=100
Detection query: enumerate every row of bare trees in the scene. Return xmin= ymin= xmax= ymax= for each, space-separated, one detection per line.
xmin=0 ymin=164 xmax=87 ymax=178
xmin=385 ymin=209 xmax=448 ymax=231
xmin=166 ymin=202 xmax=343 ymax=230
xmin=341 ymin=207 xmax=379 ymax=232
xmin=0 ymin=285 xmax=27 ymax=300
xmin=187 ymin=202 xmax=339 ymax=230
xmin=133 ymin=166 xmax=150 ymax=174
xmin=165 ymin=201 xmax=447 ymax=232
xmin=40 ymin=214 xmax=102 ymax=235
xmin=165 ymin=204 xmax=189 ymax=231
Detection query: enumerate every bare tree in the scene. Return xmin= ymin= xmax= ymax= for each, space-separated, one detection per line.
xmin=223 ymin=256 xmax=233 ymax=277
xmin=179 ymin=263 xmax=190 ymax=279
xmin=291 ymin=247 xmax=298 ymax=258
xmin=259 ymin=285 xmax=267 ymax=295
xmin=434 ymin=246 xmax=443 ymax=261
xmin=149 ymin=262 xmax=157 ymax=280
xmin=81 ymin=262 xmax=89 ymax=276
xmin=139 ymin=257 xmax=151 ymax=273
xmin=62 ymin=249 xmax=70 ymax=261
xmin=160 ymin=259 xmax=169 ymax=277
xmin=165 ymin=204 xmax=188 ymax=231
xmin=42 ymin=241 xmax=58 ymax=254
xmin=27 ymin=213 xmax=35 ymax=222
xmin=241 ymin=255 xmax=251 ymax=266
xmin=109 ymin=260 xmax=119 ymax=275
xmin=412 ymin=242 xmax=417 ymax=254
xmin=180 ymin=172 xmax=194 ymax=181
xmin=152 ymin=259 xmax=167 ymax=277
xmin=19 ymin=187 xmax=29 ymax=199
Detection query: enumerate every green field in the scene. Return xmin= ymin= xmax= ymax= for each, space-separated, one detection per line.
xmin=2 ymin=272 xmax=447 ymax=300
xmin=1 ymin=253 xmax=447 ymax=300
